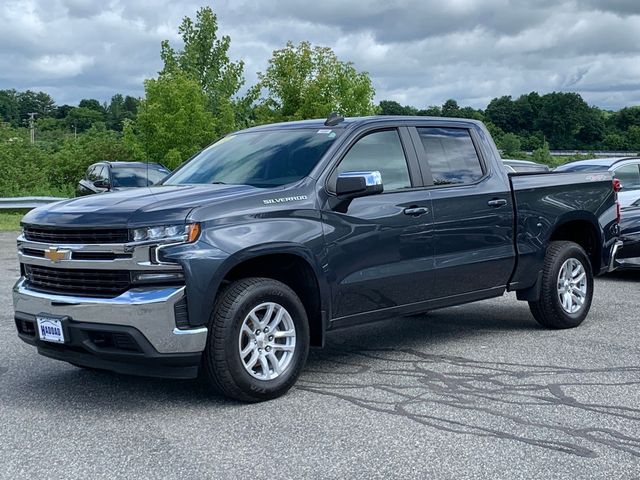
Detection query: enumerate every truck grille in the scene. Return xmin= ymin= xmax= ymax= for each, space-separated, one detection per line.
xmin=23 ymin=226 xmax=130 ymax=244
xmin=24 ymin=265 xmax=131 ymax=298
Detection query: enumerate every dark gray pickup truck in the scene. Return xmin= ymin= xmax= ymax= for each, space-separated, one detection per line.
xmin=13 ymin=116 xmax=621 ymax=401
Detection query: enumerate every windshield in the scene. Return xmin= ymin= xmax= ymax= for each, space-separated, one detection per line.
xmin=163 ymin=129 xmax=340 ymax=188
xmin=112 ymin=166 xmax=170 ymax=187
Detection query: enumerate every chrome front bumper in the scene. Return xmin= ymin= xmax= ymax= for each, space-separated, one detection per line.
xmin=13 ymin=279 xmax=207 ymax=354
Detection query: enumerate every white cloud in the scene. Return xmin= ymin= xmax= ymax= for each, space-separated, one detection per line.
xmin=0 ymin=0 xmax=639 ymax=109
xmin=31 ymin=54 xmax=95 ymax=77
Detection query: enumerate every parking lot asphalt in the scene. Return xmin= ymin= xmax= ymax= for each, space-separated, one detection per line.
xmin=1 ymin=231 xmax=639 ymax=480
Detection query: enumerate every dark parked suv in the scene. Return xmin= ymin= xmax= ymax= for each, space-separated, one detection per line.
xmin=76 ymin=161 xmax=170 ymax=196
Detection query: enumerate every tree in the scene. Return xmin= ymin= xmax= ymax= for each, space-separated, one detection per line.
xmin=500 ymin=133 xmax=522 ymax=156
xmin=106 ymin=94 xmax=138 ymax=131
xmin=531 ymin=140 xmax=552 ymax=165
xmin=441 ymin=99 xmax=460 ymax=117
xmin=124 ymin=72 xmax=216 ymax=169
xmin=485 ymin=96 xmax=517 ymax=132
xmin=0 ymin=89 xmax=19 ymax=125
xmin=378 ymin=100 xmax=416 ymax=116
xmin=160 ymin=6 xmax=244 ymax=136
xmin=64 ymin=107 xmax=104 ymax=132
xmin=17 ymin=90 xmax=56 ymax=121
xmin=78 ymin=98 xmax=105 ymax=114
xmin=613 ymin=106 xmax=640 ymax=131
xmin=534 ymin=92 xmax=592 ymax=149
xmin=256 ymin=41 xmax=376 ymax=122
xmin=417 ymin=106 xmax=441 ymax=116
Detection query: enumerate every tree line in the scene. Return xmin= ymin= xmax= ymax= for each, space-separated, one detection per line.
xmin=1 ymin=6 xmax=639 ymax=197
xmin=379 ymin=94 xmax=640 ymax=155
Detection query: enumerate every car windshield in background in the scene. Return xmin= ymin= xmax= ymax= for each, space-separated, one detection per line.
xmin=112 ymin=167 xmax=169 ymax=187
xmin=164 ymin=129 xmax=341 ymax=188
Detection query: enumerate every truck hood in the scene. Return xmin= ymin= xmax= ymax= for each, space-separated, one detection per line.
xmin=22 ymin=184 xmax=267 ymax=228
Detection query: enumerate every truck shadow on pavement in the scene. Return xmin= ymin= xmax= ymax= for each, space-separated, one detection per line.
xmin=299 ymin=308 xmax=640 ymax=459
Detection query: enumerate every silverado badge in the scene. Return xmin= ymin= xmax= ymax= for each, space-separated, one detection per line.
xmin=44 ymin=247 xmax=71 ymax=263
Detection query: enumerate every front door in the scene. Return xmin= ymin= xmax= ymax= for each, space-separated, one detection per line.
xmin=321 ymin=128 xmax=434 ymax=319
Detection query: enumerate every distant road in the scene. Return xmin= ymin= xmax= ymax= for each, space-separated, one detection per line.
xmin=547 ymin=150 xmax=638 ymax=157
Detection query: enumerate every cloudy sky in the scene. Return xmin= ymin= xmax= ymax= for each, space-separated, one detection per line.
xmin=1 ymin=0 xmax=640 ymax=110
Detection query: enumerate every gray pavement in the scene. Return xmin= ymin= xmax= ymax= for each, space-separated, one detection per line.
xmin=1 ymin=231 xmax=639 ymax=479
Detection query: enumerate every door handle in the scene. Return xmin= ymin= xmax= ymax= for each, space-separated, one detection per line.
xmin=487 ymin=198 xmax=508 ymax=208
xmin=403 ymin=206 xmax=429 ymax=216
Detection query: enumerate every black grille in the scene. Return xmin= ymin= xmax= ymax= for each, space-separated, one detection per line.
xmin=23 ymin=226 xmax=129 ymax=244
xmin=24 ymin=265 xmax=131 ymax=298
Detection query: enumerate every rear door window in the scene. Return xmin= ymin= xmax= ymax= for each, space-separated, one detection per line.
xmin=416 ymin=127 xmax=484 ymax=185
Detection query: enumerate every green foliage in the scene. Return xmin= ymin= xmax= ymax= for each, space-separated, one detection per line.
xmin=124 ymin=72 xmax=216 ymax=169
xmin=531 ymin=140 xmax=554 ymax=166
xmin=106 ymin=94 xmax=139 ymax=131
xmin=0 ymin=212 xmax=23 ymax=232
xmin=64 ymin=107 xmax=105 ymax=132
xmin=50 ymin=127 xmax=133 ymax=192
xmin=78 ymin=98 xmax=106 ymax=113
xmin=379 ymin=100 xmax=417 ymax=116
xmin=160 ymin=6 xmax=244 ymax=137
xmin=499 ymin=133 xmax=522 ymax=156
xmin=256 ymin=41 xmax=377 ymax=122
xmin=0 ymin=124 xmax=133 ymax=197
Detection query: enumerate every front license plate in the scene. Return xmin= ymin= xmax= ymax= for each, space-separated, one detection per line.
xmin=36 ymin=316 xmax=65 ymax=343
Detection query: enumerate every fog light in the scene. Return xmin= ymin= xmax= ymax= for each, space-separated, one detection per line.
xmin=131 ymin=272 xmax=184 ymax=284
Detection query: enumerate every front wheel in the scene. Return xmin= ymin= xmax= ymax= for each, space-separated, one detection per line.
xmin=202 ymin=277 xmax=309 ymax=402
xmin=528 ymin=241 xmax=594 ymax=329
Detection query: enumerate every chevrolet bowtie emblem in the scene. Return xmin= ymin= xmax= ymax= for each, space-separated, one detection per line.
xmin=44 ymin=247 xmax=71 ymax=263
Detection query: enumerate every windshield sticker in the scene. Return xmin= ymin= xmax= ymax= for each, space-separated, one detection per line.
xmin=317 ymin=129 xmax=332 ymax=134
xmin=263 ymin=195 xmax=308 ymax=205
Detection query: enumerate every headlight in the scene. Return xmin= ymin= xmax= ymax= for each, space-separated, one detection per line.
xmin=131 ymin=223 xmax=200 ymax=244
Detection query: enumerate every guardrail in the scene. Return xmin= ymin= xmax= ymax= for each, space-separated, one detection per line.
xmin=0 ymin=196 xmax=68 ymax=210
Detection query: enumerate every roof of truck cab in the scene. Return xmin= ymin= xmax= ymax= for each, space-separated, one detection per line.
xmin=239 ymin=116 xmax=484 ymax=133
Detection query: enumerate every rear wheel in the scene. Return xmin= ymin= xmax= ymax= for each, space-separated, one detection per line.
xmin=528 ymin=241 xmax=594 ymax=329
xmin=202 ymin=277 xmax=309 ymax=402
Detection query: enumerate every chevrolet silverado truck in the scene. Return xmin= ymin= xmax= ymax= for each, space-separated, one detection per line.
xmin=13 ymin=116 xmax=622 ymax=402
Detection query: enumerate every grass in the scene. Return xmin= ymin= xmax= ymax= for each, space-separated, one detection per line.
xmin=0 ymin=212 xmax=23 ymax=231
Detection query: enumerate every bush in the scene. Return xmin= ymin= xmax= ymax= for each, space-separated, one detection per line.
xmin=0 ymin=125 xmax=133 ymax=197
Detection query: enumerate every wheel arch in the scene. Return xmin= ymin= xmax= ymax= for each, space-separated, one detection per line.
xmin=209 ymin=244 xmax=330 ymax=348
xmin=548 ymin=214 xmax=602 ymax=273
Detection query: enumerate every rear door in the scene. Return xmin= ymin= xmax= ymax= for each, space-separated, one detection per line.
xmin=411 ymin=125 xmax=515 ymax=298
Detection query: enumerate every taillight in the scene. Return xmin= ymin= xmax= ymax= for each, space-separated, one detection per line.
xmin=613 ymin=178 xmax=621 ymax=193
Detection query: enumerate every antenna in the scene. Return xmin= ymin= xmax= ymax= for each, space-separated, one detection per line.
xmin=324 ymin=112 xmax=344 ymax=127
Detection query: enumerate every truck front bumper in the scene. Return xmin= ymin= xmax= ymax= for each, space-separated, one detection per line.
xmin=13 ymin=279 xmax=208 ymax=379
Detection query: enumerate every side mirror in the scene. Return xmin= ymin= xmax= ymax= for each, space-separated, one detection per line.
xmin=93 ymin=179 xmax=110 ymax=189
xmin=336 ymin=171 xmax=383 ymax=198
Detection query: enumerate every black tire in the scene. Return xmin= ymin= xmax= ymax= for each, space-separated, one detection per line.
xmin=528 ymin=241 xmax=594 ymax=329
xmin=202 ymin=277 xmax=310 ymax=402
